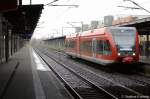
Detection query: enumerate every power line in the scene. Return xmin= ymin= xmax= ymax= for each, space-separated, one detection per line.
xmin=44 ymin=0 xmax=59 ymax=6
xmin=124 ymin=0 xmax=150 ymax=14
xmin=44 ymin=0 xmax=79 ymax=7
xmin=117 ymin=6 xmax=142 ymax=10
xmin=47 ymin=4 xmax=79 ymax=7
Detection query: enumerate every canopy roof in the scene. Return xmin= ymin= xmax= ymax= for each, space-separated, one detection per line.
xmin=3 ymin=4 xmax=43 ymax=39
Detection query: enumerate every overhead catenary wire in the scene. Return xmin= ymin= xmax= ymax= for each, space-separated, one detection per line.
xmin=39 ymin=0 xmax=79 ymax=37
xmin=44 ymin=0 xmax=79 ymax=7
xmin=124 ymin=0 xmax=150 ymax=14
xmin=117 ymin=6 xmax=142 ymax=10
xmin=44 ymin=0 xmax=59 ymax=6
xmin=112 ymin=0 xmax=150 ymax=17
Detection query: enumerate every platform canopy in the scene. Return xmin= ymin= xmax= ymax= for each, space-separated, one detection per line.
xmin=3 ymin=4 xmax=43 ymax=39
xmin=0 ymin=0 xmax=18 ymax=12
xmin=116 ymin=17 xmax=150 ymax=35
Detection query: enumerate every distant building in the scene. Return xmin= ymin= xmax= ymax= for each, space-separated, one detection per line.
xmin=104 ymin=15 xmax=114 ymax=26
xmin=75 ymin=27 xmax=81 ymax=33
xmin=112 ymin=15 xmax=150 ymax=25
xmin=90 ymin=21 xmax=99 ymax=29
xmin=82 ymin=24 xmax=89 ymax=31
xmin=112 ymin=16 xmax=134 ymax=25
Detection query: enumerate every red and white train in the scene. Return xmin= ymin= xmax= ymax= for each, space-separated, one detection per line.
xmin=65 ymin=26 xmax=139 ymax=65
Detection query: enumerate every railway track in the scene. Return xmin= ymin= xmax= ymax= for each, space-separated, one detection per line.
xmin=45 ymin=47 xmax=150 ymax=88
xmin=34 ymin=48 xmax=116 ymax=99
xmin=50 ymin=48 xmax=150 ymax=96
xmin=34 ymin=47 xmax=148 ymax=99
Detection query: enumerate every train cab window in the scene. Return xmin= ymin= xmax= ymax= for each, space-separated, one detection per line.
xmin=80 ymin=40 xmax=92 ymax=52
xmin=96 ymin=40 xmax=111 ymax=55
xmin=110 ymin=29 xmax=136 ymax=48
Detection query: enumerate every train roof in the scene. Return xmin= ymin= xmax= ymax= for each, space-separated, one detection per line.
xmin=66 ymin=27 xmax=107 ymax=38
xmin=79 ymin=28 xmax=106 ymax=37
xmin=107 ymin=26 xmax=136 ymax=30
xmin=66 ymin=26 xmax=136 ymax=38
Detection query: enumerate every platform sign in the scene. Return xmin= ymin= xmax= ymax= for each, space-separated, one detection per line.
xmin=0 ymin=0 xmax=18 ymax=12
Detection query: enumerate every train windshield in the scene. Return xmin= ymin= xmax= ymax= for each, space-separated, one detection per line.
xmin=110 ymin=28 xmax=136 ymax=50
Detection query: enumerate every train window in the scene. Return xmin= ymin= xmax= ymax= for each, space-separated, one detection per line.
xmin=96 ymin=40 xmax=103 ymax=54
xmin=80 ymin=40 xmax=92 ymax=52
xmin=96 ymin=40 xmax=111 ymax=55
xmin=66 ymin=40 xmax=76 ymax=48
xmin=110 ymin=29 xmax=136 ymax=48
xmin=65 ymin=40 xmax=69 ymax=48
xmin=103 ymin=40 xmax=112 ymax=55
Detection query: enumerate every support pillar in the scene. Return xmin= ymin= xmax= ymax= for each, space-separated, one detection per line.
xmin=0 ymin=14 xmax=2 ymax=63
xmin=11 ymin=32 xmax=13 ymax=56
xmin=146 ymin=34 xmax=149 ymax=58
xmin=4 ymin=22 xmax=9 ymax=62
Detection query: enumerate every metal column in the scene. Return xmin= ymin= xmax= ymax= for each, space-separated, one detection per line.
xmin=0 ymin=32 xmax=1 ymax=63
xmin=11 ymin=32 xmax=13 ymax=56
xmin=146 ymin=34 xmax=149 ymax=58
xmin=4 ymin=21 xmax=9 ymax=62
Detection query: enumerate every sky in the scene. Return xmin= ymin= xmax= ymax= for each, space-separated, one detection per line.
xmin=22 ymin=0 xmax=150 ymax=39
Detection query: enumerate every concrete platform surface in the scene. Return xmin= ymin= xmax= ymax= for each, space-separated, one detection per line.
xmin=140 ymin=56 xmax=150 ymax=64
xmin=0 ymin=45 xmax=73 ymax=99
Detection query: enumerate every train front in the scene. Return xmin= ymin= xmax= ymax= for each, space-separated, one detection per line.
xmin=109 ymin=27 xmax=139 ymax=64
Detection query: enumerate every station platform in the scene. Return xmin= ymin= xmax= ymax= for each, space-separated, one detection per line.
xmin=0 ymin=45 xmax=73 ymax=99
xmin=140 ymin=56 xmax=150 ymax=64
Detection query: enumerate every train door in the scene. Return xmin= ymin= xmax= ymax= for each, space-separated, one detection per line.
xmin=92 ymin=38 xmax=97 ymax=57
xmin=77 ymin=36 xmax=80 ymax=56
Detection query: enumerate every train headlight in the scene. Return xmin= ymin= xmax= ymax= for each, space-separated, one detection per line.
xmin=133 ymin=53 xmax=136 ymax=56
xmin=118 ymin=53 xmax=121 ymax=56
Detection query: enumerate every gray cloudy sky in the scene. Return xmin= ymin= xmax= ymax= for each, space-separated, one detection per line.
xmin=23 ymin=0 xmax=150 ymax=39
